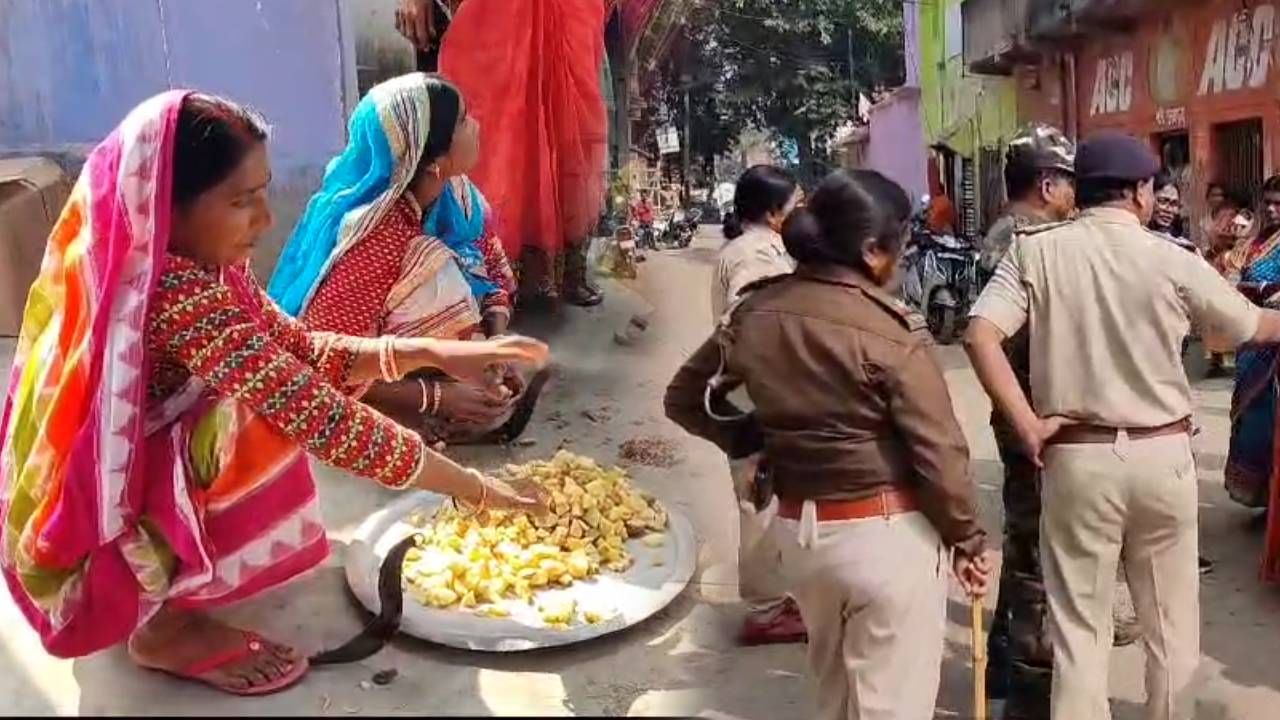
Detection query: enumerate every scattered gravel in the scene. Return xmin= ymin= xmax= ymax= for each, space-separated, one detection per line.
xmin=618 ymin=436 xmax=681 ymax=468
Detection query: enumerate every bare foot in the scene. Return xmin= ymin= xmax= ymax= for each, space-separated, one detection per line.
xmin=128 ymin=606 xmax=304 ymax=694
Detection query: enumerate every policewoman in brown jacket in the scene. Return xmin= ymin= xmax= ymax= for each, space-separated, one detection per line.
xmin=666 ymin=169 xmax=991 ymax=720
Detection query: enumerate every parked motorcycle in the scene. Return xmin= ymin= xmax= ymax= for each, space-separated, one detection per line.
xmin=900 ymin=227 xmax=981 ymax=344
xmin=658 ymin=207 xmax=701 ymax=249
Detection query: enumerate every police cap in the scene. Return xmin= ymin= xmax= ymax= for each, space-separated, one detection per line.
xmin=1075 ymin=130 xmax=1161 ymax=182
xmin=1006 ymin=123 xmax=1074 ymax=175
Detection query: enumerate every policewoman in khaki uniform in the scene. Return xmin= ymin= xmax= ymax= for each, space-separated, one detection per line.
xmin=967 ymin=132 xmax=1280 ymax=720
xmin=666 ymin=169 xmax=991 ymax=720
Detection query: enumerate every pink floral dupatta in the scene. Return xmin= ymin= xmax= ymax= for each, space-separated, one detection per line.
xmin=1 ymin=92 xmax=202 ymax=656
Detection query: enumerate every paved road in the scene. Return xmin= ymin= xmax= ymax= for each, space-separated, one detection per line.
xmin=1 ymin=226 xmax=1278 ymax=717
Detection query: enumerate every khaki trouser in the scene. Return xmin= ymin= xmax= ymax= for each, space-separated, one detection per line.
xmin=728 ymin=456 xmax=788 ymax=610
xmin=777 ymin=509 xmax=949 ymax=720
xmin=1041 ymin=433 xmax=1200 ymax=720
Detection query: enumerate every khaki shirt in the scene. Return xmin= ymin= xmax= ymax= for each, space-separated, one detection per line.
xmin=710 ymin=224 xmax=796 ymax=322
xmin=971 ymin=206 xmax=1261 ymax=427
xmin=667 ymin=265 xmax=986 ymax=556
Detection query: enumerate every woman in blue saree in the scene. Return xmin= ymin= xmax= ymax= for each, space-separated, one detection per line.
xmin=1226 ymin=176 xmax=1280 ymax=582
xmin=1227 ymin=179 xmax=1280 ymax=512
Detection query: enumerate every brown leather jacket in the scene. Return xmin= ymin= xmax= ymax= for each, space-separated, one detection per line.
xmin=664 ymin=264 xmax=986 ymax=557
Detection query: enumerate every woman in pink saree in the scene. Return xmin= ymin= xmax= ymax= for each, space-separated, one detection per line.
xmin=0 ymin=92 xmax=547 ymax=695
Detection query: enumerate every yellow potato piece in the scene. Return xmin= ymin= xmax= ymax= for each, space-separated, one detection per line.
xmin=403 ymin=452 xmax=669 ymax=612
xmin=427 ymin=587 xmax=459 ymax=607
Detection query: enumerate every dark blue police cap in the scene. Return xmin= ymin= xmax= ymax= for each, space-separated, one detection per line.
xmin=1075 ymin=130 xmax=1161 ymax=182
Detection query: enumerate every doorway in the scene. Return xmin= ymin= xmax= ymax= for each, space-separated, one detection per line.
xmin=1213 ymin=118 xmax=1264 ymax=205
xmin=1155 ymin=131 xmax=1191 ymax=235
xmin=1156 ymin=131 xmax=1190 ymax=182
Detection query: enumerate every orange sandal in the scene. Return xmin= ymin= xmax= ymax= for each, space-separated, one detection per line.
xmin=135 ymin=630 xmax=309 ymax=696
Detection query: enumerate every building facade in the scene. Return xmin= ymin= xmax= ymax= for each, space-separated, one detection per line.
xmin=922 ymin=0 xmax=1020 ymax=237
xmin=966 ymin=0 xmax=1280 ymax=238
xmin=844 ymin=1 xmax=945 ymax=210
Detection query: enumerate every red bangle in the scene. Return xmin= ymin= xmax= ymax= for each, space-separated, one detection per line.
xmin=379 ymin=336 xmax=402 ymax=382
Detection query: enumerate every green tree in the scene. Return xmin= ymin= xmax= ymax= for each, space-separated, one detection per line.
xmin=658 ymin=0 xmax=904 ymax=183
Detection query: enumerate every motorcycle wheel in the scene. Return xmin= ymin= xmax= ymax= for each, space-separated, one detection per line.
xmin=928 ymin=304 xmax=957 ymax=345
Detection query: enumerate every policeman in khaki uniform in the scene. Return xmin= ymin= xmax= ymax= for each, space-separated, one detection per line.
xmin=980 ymin=125 xmax=1139 ymax=719
xmin=967 ymin=132 xmax=1280 ymax=720
xmin=667 ymin=169 xmax=990 ymax=720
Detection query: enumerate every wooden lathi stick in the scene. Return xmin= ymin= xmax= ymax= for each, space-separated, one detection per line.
xmin=971 ymin=599 xmax=989 ymax=720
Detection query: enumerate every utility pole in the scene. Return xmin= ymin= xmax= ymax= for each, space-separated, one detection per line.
xmin=681 ymin=73 xmax=692 ymax=204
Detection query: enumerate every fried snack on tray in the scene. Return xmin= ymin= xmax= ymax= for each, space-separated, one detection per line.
xmin=402 ymin=451 xmax=668 ymax=625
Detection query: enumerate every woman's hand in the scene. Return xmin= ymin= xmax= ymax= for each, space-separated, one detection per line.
xmin=408 ymin=335 xmax=549 ymax=388
xmin=499 ymin=363 xmax=527 ymax=399
xmin=953 ymin=550 xmax=994 ymax=598
xmin=437 ymin=381 xmax=513 ymax=424
xmin=417 ymin=456 xmax=545 ymax=512
xmin=451 ymin=469 xmax=546 ymax=512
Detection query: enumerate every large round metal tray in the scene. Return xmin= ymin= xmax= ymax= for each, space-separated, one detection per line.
xmin=344 ymin=490 xmax=696 ymax=652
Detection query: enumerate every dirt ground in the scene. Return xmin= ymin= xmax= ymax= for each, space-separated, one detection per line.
xmin=1 ymin=227 xmax=1278 ymax=717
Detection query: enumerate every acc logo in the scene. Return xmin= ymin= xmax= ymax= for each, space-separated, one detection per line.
xmin=1198 ymin=5 xmax=1275 ymax=95
xmin=1090 ymin=52 xmax=1134 ymax=116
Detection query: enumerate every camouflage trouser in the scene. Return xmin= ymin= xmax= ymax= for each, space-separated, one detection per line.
xmin=988 ymin=427 xmax=1053 ymax=720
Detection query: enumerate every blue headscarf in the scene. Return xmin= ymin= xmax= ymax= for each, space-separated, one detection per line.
xmin=268 ymin=72 xmax=497 ymax=317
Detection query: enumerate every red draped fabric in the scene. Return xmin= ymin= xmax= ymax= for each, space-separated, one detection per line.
xmin=440 ymin=0 xmax=608 ymax=260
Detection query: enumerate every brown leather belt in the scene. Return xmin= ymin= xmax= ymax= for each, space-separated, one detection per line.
xmin=1047 ymin=417 xmax=1192 ymax=445
xmin=778 ymin=488 xmax=918 ymax=522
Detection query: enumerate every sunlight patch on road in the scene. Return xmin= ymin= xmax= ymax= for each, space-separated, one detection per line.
xmin=0 ymin=592 xmax=79 ymax=714
xmin=478 ymin=668 xmax=570 ymax=716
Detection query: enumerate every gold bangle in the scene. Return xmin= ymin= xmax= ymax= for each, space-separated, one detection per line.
xmin=388 ymin=337 xmax=402 ymax=379
xmin=452 ymin=470 xmax=487 ymax=517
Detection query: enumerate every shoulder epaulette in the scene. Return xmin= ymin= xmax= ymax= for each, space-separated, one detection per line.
xmin=860 ymin=285 xmax=928 ymax=333
xmin=1014 ymin=219 xmax=1072 ymax=238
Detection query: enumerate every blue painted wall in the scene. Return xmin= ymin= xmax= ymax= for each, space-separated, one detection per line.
xmin=0 ymin=0 xmax=358 ymax=273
